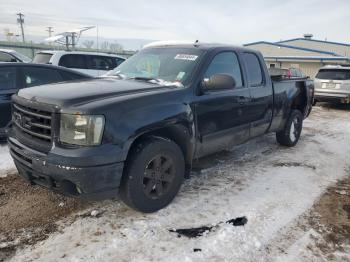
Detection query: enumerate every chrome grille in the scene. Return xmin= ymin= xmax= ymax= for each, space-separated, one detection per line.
xmin=12 ymin=102 xmax=52 ymax=142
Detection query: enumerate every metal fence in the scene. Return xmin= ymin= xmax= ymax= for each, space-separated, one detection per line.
xmin=0 ymin=41 xmax=136 ymax=59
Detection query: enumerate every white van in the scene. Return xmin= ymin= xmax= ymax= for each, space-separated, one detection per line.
xmin=33 ymin=51 xmax=125 ymax=77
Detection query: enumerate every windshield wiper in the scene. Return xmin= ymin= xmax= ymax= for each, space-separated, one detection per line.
xmin=105 ymin=72 xmax=125 ymax=79
xmin=128 ymin=76 xmax=184 ymax=88
xmin=128 ymin=76 xmax=162 ymax=83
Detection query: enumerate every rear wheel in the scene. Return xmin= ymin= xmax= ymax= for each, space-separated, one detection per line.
xmin=120 ymin=137 xmax=185 ymax=213
xmin=276 ymin=110 xmax=303 ymax=147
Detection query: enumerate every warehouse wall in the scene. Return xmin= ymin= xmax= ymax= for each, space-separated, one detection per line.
xmin=279 ymin=39 xmax=350 ymax=57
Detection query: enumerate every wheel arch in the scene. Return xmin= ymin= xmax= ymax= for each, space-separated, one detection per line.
xmin=124 ymin=123 xmax=195 ymax=175
xmin=291 ymin=81 xmax=309 ymax=117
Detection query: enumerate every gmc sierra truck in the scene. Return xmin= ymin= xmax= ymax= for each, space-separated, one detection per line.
xmin=8 ymin=42 xmax=314 ymax=212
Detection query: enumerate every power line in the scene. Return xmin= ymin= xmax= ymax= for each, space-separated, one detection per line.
xmin=16 ymin=13 xmax=25 ymax=43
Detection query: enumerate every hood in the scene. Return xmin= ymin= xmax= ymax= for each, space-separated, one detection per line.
xmin=18 ymin=77 xmax=179 ymax=108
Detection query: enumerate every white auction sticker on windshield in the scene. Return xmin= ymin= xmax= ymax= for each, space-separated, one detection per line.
xmin=174 ymin=54 xmax=198 ymax=61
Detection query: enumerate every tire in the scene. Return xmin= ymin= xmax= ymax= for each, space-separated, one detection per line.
xmin=276 ymin=110 xmax=303 ymax=147
xmin=120 ymin=136 xmax=185 ymax=213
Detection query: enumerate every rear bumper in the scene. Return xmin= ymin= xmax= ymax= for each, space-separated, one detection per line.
xmin=314 ymin=90 xmax=350 ymax=103
xmin=8 ymin=137 xmax=124 ymax=200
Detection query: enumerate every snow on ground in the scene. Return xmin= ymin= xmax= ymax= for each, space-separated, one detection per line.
xmin=0 ymin=144 xmax=15 ymax=177
xmin=4 ymin=106 xmax=350 ymax=261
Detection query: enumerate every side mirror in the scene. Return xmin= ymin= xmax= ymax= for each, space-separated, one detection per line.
xmin=202 ymin=74 xmax=236 ymax=91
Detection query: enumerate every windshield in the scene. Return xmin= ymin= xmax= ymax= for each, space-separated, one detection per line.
xmin=33 ymin=53 xmax=53 ymax=64
xmin=13 ymin=51 xmax=31 ymax=62
xmin=106 ymin=47 xmax=204 ymax=85
xmin=316 ymin=69 xmax=350 ymax=80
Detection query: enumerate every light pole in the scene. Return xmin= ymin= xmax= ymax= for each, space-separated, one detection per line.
xmin=46 ymin=26 xmax=54 ymax=37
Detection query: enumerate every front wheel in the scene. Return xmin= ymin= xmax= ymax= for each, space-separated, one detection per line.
xmin=276 ymin=110 xmax=303 ymax=147
xmin=120 ymin=137 xmax=185 ymax=213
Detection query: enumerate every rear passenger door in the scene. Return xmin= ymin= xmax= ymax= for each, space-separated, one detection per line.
xmin=0 ymin=67 xmax=20 ymax=129
xmin=242 ymin=52 xmax=273 ymax=137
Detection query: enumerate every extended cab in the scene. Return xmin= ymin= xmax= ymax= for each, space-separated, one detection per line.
xmin=8 ymin=42 xmax=314 ymax=212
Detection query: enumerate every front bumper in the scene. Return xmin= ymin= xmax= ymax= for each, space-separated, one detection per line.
xmin=8 ymin=137 xmax=124 ymax=200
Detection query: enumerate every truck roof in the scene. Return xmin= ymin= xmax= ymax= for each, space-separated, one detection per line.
xmin=143 ymin=40 xmax=255 ymax=52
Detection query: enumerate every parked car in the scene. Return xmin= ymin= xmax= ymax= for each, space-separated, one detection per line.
xmin=8 ymin=42 xmax=314 ymax=212
xmin=314 ymin=65 xmax=350 ymax=104
xmin=33 ymin=51 xmax=126 ymax=77
xmin=0 ymin=49 xmax=31 ymax=63
xmin=269 ymin=67 xmax=307 ymax=79
xmin=0 ymin=63 xmax=91 ymax=138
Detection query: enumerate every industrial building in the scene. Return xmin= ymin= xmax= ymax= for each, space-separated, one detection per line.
xmin=244 ymin=35 xmax=350 ymax=78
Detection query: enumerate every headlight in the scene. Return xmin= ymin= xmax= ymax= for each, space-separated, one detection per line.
xmin=60 ymin=114 xmax=105 ymax=146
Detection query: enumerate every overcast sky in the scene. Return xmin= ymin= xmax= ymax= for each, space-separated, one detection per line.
xmin=0 ymin=0 xmax=349 ymax=48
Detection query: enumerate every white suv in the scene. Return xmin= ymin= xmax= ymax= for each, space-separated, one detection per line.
xmin=33 ymin=51 xmax=125 ymax=77
xmin=314 ymin=65 xmax=350 ymax=104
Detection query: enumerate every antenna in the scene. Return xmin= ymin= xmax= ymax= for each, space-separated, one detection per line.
xmin=16 ymin=13 xmax=25 ymax=43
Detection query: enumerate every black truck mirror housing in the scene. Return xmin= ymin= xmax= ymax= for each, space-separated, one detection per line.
xmin=202 ymin=74 xmax=236 ymax=91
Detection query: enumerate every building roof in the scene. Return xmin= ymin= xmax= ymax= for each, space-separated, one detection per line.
xmin=264 ymin=56 xmax=350 ymax=61
xmin=244 ymin=41 xmax=340 ymax=56
xmin=277 ymin=38 xmax=350 ymax=47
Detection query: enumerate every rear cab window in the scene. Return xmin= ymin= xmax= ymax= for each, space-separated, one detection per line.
xmin=0 ymin=67 xmax=17 ymax=90
xmin=243 ymin=53 xmax=264 ymax=87
xmin=33 ymin=53 xmax=53 ymax=64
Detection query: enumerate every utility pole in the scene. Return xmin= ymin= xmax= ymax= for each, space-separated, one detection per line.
xmin=16 ymin=13 xmax=25 ymax=43
xmin=46 ymin=26 xmax=54 ymax=37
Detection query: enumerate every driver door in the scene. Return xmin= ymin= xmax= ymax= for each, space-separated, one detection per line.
xmin=194 ymin=51 xmax=251 ymax=157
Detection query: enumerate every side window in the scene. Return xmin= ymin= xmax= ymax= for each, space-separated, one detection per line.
xmin=0 ymin=67 xmax=16 ymax=90
xmin=115 ymin=57 xmax=125 ymax=67
xmin=0 ymin=52 xmax=17 ymax=62
xmin=60 ymin=71 xmax=86 ymax=80
xmin=89 ymin=56 xmax=114 ymax=71
xmin=204 ymin=52 xmax=243 ymax=87
xmin=59 ymin=54 xmax=87 ymax=69
xmin=243 ymin=53 xmax=264 ymax=87
xmin=23 ymin=67 xmax=63 ymax=87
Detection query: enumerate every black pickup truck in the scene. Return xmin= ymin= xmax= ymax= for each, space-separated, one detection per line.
xmin=8 ymin=43 xmax=314 ymax=212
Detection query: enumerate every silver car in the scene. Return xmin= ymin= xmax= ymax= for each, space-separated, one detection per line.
xmin=314 ymin=65 xmax=350 ymax=103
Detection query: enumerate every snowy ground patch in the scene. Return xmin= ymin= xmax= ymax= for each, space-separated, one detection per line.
xmin=1 ymin=104 xmax=350 ymax=261
xmin=0 ymin=144 xmax=15 ymax=177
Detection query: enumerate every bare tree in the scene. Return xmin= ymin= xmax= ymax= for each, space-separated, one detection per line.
xmin=82 ymin=40 xmax=94 ymax=49
xmin=100 ymin=41 xmax=110 ymax=50
xmin=109 ymin=42 xmax=123 ymax=52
